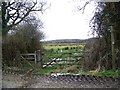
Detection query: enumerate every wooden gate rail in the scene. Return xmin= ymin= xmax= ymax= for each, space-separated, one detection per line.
xmin=20 ymin=50 xmax=43 ymax=68
xmin=21 ymin=53 xmax=37 ymax=64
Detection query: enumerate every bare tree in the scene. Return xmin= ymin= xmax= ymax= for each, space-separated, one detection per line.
xmin=78 ymin=1 xmax=120 ymax=70
xmin=1 ymin=0 xmax=47 ymax=36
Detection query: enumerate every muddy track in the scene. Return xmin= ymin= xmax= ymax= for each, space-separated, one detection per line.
xmin=2 ymin=72 xmax=120 ymax=88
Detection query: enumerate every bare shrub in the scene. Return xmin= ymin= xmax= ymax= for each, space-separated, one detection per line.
xmin=82 ymin=38 xmax=113 ymax=71
xmin=2 ymin=22 xmax=44 ymax=67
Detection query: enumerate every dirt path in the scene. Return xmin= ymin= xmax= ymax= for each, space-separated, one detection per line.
xmin=2 ymin=72 xmax=120 ymax=88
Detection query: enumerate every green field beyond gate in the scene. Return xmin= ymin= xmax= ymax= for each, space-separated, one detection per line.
xmin=43 ymin=44 xmax=84 ymax=64
xmin=32 ymin=43 xmax=84 ymax=73
xmin=33 ymin=43 xmax=120 ymax=78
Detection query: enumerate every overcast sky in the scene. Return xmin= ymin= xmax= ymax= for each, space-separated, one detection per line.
xmin=39 ymin=0 xmax=96 ymax=41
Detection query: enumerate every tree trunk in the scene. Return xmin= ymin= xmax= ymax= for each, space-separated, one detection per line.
xmin=2 ymin=2 xmax=9 ymax=36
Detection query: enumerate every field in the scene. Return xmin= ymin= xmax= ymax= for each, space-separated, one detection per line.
xmin=42 ymin=43 xmax=85 ymax=64
xmin=34 ymin=43 xmax=120 ymax=78
xmin=43 ymin=43 xmax=84 ymax=50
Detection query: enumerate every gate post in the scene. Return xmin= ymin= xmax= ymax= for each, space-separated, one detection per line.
xmin=35 ymin=51 xmax=37 ymax=64
xmin=36 ymin=50 xmax=43 ymax=68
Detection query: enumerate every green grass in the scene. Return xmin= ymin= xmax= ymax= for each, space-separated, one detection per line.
xmin=5 ymin=63 xmax=120 ymax=78
xmin=32 ymin=64 xmax=120 ymax=78
xmin=78 ymin=70 xmax=120 ymax=78
xmin=33 ymin=67 xmax=57 ymax=74
xmin=97 ymin=70 xmax=120 ymax=77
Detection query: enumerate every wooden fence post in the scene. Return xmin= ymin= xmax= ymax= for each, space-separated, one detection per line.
xmin=35 ymin=51 xmax=37 ymax=64
xmin=36 ymin=50 xmax=43 ymax=68
xmin=110 ymin=25 xmax=116 ymax=70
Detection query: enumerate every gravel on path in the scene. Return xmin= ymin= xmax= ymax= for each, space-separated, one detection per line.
xmin=2 ymin=72 xmax=120 ymax=88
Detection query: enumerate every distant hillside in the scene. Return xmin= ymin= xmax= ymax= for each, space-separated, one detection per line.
xmin=42 ymin=39 xmax=84 ymax=44
xmin=41 ymin=38 xmax=98 ymax=44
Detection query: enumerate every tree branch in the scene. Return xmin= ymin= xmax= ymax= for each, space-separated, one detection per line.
xmin=7 ymin=1 xmax=45 ymax=29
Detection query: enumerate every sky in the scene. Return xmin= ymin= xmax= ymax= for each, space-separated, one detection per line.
xmin=39 ymin=0 xmax=96 ymax=41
